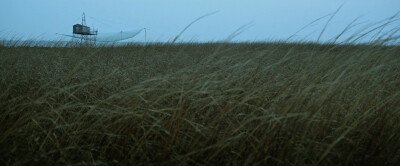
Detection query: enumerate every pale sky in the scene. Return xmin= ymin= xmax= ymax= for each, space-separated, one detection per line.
xmin=0 ymin=0 xmax=399 ymax=42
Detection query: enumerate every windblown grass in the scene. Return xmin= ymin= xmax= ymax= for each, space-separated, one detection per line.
xmin=1 ymin=10 xmax=400 ymax=165
xmin=1 ymin=40 xmax=400 ymax=165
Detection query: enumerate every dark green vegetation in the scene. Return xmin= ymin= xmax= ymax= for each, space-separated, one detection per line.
xmin=1 ymin=42 xmax=400 ymax=165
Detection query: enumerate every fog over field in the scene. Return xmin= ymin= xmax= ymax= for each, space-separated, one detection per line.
xmin=1 ymin=0 xmax=399 ymax=42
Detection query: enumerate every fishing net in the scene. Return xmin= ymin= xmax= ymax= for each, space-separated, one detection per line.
xmin=58 ymin=29 xmax=143 ymax=42
xmin=96 ymin=29 xmax=143 ymax=42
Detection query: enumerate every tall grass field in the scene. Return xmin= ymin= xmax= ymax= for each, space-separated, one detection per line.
xmin=1 ymin=16 xmax=400 ymax=165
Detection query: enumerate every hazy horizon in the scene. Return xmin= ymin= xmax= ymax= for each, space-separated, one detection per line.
xmin=1 ymin=0 xmax=399 ymax=43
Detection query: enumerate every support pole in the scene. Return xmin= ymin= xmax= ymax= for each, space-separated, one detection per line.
xmin=144 ymin=28 xmax=149 ymax=45
xmin=82 ymin=12 xmax=86 ymax=26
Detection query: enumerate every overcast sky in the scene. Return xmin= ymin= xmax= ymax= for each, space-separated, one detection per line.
xmin=0 ymin=0 xmax=399 ymax=42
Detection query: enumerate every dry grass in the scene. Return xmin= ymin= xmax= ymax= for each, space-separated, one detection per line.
xmin=1 ymin=40 xmax=399 ymax=165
